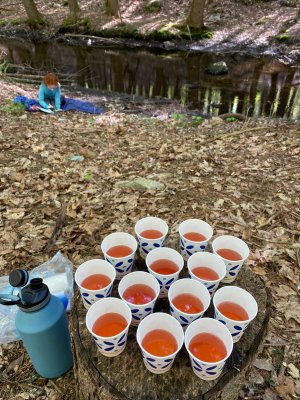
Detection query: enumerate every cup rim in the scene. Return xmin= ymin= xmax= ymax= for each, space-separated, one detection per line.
xmin=211 ymin=235 xmax=250 ymax=262
xmin=75 ymin=259 xmax=116 ymax=292
xmin=146 ymin=247 xmax=184 ymax=277
xmin=134 ymin=216 xmax=169 ymax=237
xmin=178 ymin=219 xmax=213 ymax=243
xmin=168 ymin=279 xmax=210 ymax=316
xmin=86 ymin=298 xmax=132 ymax=340
xmin=101 ymin=232 xmax=138 ymax=260
xmin=136 ymin=312 xmax=184 ymax=359
xmin=184 ymin=318 xmax=233 ymax=365
xmin=213 ymin=286 xmax=258 ymax=323
xmin=118 ymin=272 xmax=160 ymax=307
xmin=187 ymin=251 xmax=227 ymax=282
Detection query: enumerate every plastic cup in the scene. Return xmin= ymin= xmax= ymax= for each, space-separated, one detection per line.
xmin=136 ymin=312 xmax=184 ymax=374
xmin=185 ymin=318 xmax=233 ymax=380
xmin=118 ymin=271 xmax=160 ymax=326
xmin=134 ymin=217 xmax=169 ymax=259
xmin=85 ymin=297 xmax=132 ymax=357
xmin=75 ymin=259 xmax=116 ymax=309
xmin=178 ymin=219 xmax=213 ymax=260
xmin=168 ymin=278 xmax=210 ymax=329
xmin=146 ymin=247 xmax=184 ymax=298
xmin=213 ymin=286 xmax=258 ymax=343
xmin=212 ymin=235 xmax=250 ymax=283
xmin=187 ymin=252 xmax=226 ymax=295
xmin=100 ymin=232 xmax=138 ymax=280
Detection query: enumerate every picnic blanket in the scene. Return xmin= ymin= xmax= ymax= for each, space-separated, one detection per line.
xmin=13 ymin=96 xmax=103 ymax=114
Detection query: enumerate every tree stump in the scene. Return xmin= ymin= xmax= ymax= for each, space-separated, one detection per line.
xmin=70 ymin=259 xmax=271 ymax=400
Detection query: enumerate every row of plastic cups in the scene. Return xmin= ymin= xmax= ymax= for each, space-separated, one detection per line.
xmin=85 ymin=295 xmax=256 ymax=380
xmin=75 ymin=259 xmax=258 ymax=341
xmin=75 ymin=250 xmax=218 ymax=311
xmin=100 ymin=219 xmax=250 ymax=284
xmin=75 ymin=246 xmax=247 ymax=314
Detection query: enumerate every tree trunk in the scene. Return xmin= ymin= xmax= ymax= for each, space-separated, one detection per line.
xmin=21 ymin=0 xmax=44 ymax=27
xmin=104 ymin=0 xmax=120 ymax=18
xmin=71 ymin=256 xmax=271 ymax=400
xmin=186 ymin=0 xmax=206 ymax=29
xmin=68 ymin=0 xmax=81 ymax=17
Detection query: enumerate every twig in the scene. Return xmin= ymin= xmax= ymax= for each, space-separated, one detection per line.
xmin=250 ymin=235 xmax=290 ymax=244
xmin=202 ymin=126 xmax=268 ymax=145
xmin=44 ymin=206 xmax=66 ymax=253
xmin=257 ymin=212 xmax=279 ymax=229
xmin=278 ymin=344 xmax=290 ymax=383
xmin=48 ymin=379 xmax=62 ymax=394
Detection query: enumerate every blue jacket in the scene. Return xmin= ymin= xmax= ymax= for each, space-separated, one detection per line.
xmin=38 ymin=83 xmax=61 ymax=109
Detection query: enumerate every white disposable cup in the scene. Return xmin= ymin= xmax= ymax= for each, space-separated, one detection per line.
xmin=86 ymin=297 xmax=132 ymax=357
xmin=212 ymin=235 xmax=250 ymax=283
xmin=178 ymin=219 xmax=213 ymax=260
xmin=146 ymin=247 xmax=184 ymax=298
xmin=101 ymin=232 xmax=138 ymax=280
xmin=136 ymin=312 xmax=184 ymax=374
xmin=135 ymin=217 xmax=169 ymax=259
xmin=168 ymin=278 xmax=210 ymax=329
xmin=75 ymin=259 xmax=116 ymax=309
xmin=185 ymin=318 xmax=233 ymax=380
xmin=187 ymin=252 xmax=226 ymax=295
xmin=118 ymin=271 xmax=160 ymax=326
xmin=213 ymin=286 xmax=258 ymax=343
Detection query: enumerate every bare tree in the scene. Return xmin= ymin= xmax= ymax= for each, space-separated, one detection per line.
xmin=21 ymin=0 xmax=44 ymax=27
xmin=68 ymin=0 xmax=81 ymax=18
xmin=186 ymin=0 xmax=206 ymax=29
xmin=104 ymin=0 xmax=121 ymax=19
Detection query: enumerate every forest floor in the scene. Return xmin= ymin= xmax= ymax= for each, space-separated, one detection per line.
xmin=0 ymin=0 xmax=299 ymax=61
xmin=0 ymin=77 xmax=299 ymax=399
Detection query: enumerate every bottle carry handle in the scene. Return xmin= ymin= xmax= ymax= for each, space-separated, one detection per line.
xmin=0 ymin=293 xmax=21 ymax=306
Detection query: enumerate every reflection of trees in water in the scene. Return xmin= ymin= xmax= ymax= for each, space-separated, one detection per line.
xmin=2 ymin=37 xmax=299 ymax=119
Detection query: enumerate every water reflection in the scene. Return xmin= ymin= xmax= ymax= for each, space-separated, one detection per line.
xmin=1 ymin=38 xmax=299 ymax=119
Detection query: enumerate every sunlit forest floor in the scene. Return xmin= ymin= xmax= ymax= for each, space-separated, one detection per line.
xmin=0 ymin=77 xmax=299 ymax=399
xmin=0 ymin=0 xmax=299 ymax=59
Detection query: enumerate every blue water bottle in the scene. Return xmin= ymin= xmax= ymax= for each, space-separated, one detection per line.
xmin=0 ymin=269 xmax=73 ymax=378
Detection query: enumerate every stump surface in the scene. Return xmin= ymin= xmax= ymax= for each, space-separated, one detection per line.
xmin=71 ymin=261 xmax=271 ymax=400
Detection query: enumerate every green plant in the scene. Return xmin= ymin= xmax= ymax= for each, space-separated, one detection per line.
xmin=0 ymin=100 xmax=26 ymax=115
xmin=276 ymin=34 xmax=289 ymax=42
xmin=190 ymin=115 xmax=204 ymax=125
xmin=171 ymin=113 xmax=186 ymax=121
xmin=84 ymin=170 xmax=93 ymax=181
xmin=144 ymin=0 xmax=161 ymax=13
xmin=225 ymin=117 xmax=237 ymax=122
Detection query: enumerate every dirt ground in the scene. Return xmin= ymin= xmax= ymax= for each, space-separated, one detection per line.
xmin=0 ymin=77 xmax=299 ymax=399
xmin=0 ymin=0 xmax=299 ymax=61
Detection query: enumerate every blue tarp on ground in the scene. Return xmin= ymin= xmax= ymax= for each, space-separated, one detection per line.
xmin=13 ymin=96 xmax=103 ymax=114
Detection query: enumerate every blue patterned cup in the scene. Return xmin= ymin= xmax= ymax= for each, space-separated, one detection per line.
xmin=178 ymin=219 xmax=213 ymax=260
xmin=212 ymin=235 xmax=250 ymax=283
xmin=75 ymin=259 xmax=116 ymax=309
xmin=168 ymin=278 xmax=210 ymax=329
xmin=101 ymin=232 xmax=138 ymax=280
xmin=86 ymin=297 xmax=132 ymax=357
xmin=134 ymin=217 xmax=169 ymax=259
xmin=136 ymin=312 xmax=184 ymax=374
xmin=185 ymin=318 xmax=233 ymax=380
xmin=118 ymin=271 xmax=160 ymax=326
xmin=213 ymin=286 xmax=258 ymax=343
xmin=146 ymin=247 xmax=184 ymax=298
xmin=187 ymin=252 xmax=226 ymax=295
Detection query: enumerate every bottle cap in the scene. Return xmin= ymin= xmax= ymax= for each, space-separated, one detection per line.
xmin=20 ymin=278 xmax=51 ymax=312
xmin=9 ymin=269 xmax=29 ymax=288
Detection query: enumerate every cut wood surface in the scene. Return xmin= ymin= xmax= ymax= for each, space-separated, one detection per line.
xmin=71 ymin=257 xmax=271 ymax=400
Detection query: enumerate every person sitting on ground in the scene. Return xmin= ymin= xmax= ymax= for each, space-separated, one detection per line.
xmin=38 ymin=72 xmax=65 ymax=111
